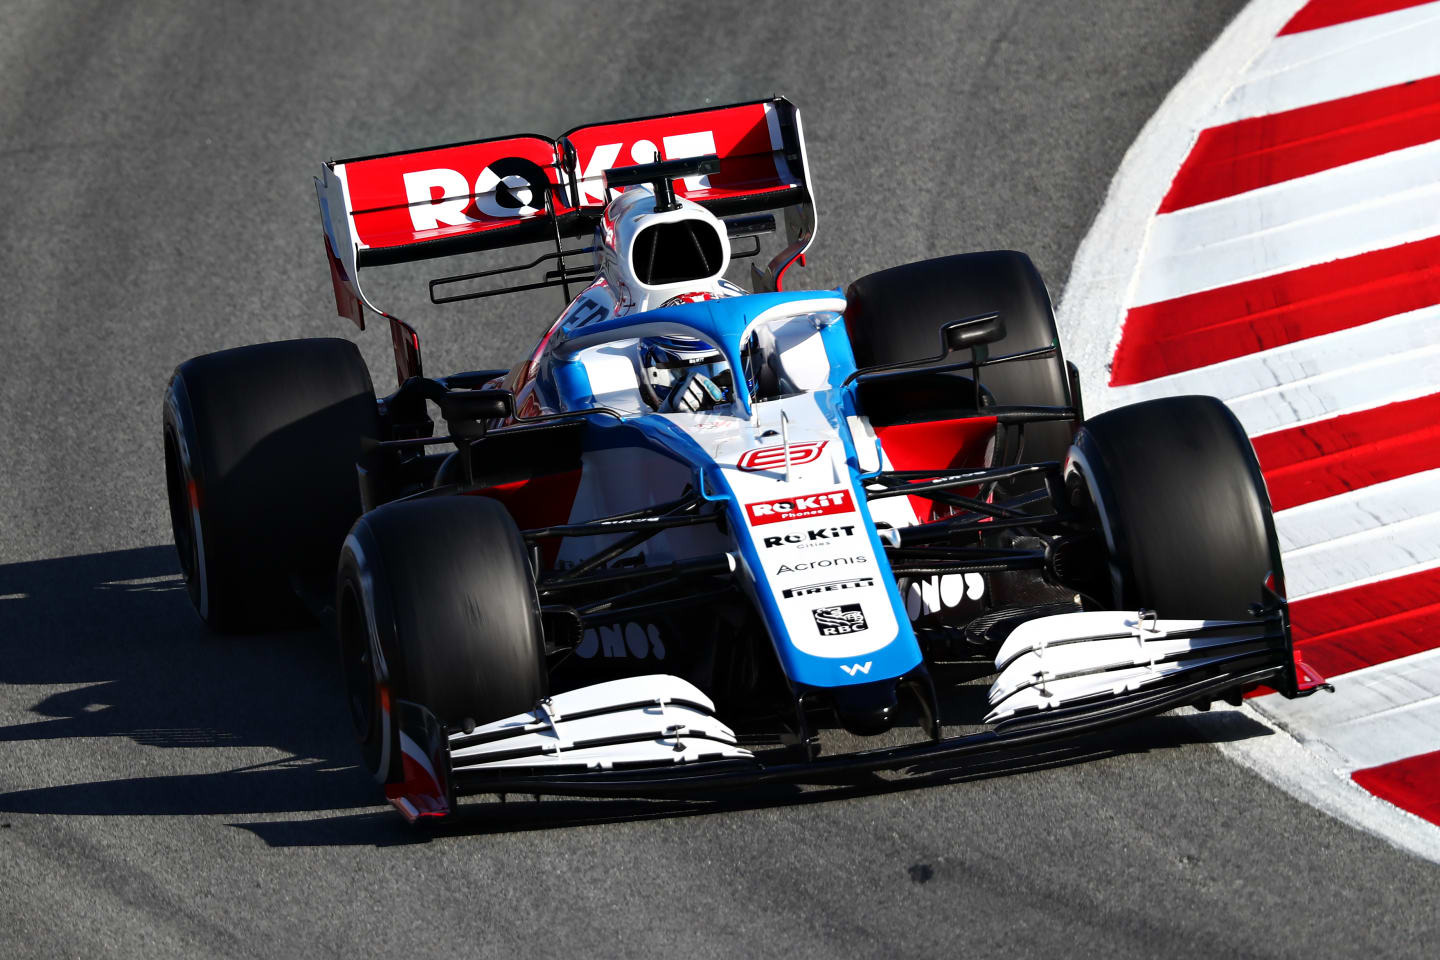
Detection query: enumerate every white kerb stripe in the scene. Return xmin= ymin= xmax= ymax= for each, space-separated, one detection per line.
xmin=1134 ymin=136 xmax=1440 ymax=298
xmin=1275 ymin=470 xmax=1440 ymax=553
xmin=1131 ymin=177 xmax=1440 ymax=306
xmin=1283 ymin=508 xmax=1440 ymax=600
xmin=1264 ymin=647 xmax=1440 ymax=770
xmin=1228 ymin=340 xmax=1440 ymax=438
xmin=1105 ymin=304 xmax=1440 ymax=410
xmin=1210 ymin=2 xmax=1440 ymax=125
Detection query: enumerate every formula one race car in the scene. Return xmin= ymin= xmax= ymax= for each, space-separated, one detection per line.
xmin=162 ymin=98 xmax=1330 ymax=822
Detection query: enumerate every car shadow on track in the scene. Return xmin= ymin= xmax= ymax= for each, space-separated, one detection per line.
xmin=0 ymin=545 xmax=1277 ymax=847
xmin=0 ymin=545 xmax=378 ymax=818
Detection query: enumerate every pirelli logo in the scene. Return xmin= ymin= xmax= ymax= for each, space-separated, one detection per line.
xmin=781 ymin=577 xmax=874 ymax=599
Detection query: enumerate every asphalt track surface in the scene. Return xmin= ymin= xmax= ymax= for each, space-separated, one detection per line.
xmin=1 ymin=1 xmax=1436 ymax=957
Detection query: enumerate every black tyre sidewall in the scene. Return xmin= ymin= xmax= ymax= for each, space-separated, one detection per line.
xmin=1067 ymin=396 xmax=1283 ymax=620
xmin=845 ymin=250 xmax=1073 ymax=461
xmin=338 ymin=497 xmax=548 ymax=784
xmin=162 ymin=338 xmax=378 ymax=631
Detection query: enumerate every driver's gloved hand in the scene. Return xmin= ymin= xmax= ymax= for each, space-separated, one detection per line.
xmin=665 ymin=371 xmax=727 ymax=412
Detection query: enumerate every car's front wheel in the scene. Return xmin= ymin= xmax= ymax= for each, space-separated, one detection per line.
xmin=1065 ymin=395 xmax=1283 ymax=620
xmin=337 ymin=496 xmax=548 ymax=785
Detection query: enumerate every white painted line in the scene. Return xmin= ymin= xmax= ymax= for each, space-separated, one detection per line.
xmin=1275 ymin=469 xmax=1440 ymax=552
xmin=1131 ymin=139 xmax=1440 ymax=304
xmin=1212 ymin=2 xmax=1440 ymax=124
xmin=1213 ymin=703 xmax=1440 ymax=864
xmin=1104 ymin=304 xmax=1440 ymax=410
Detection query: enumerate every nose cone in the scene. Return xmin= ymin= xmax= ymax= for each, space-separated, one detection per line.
xmin=830 ymin=680 xmax=901 ymax=736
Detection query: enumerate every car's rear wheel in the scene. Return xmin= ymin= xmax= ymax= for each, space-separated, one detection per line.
xmin=1065 ymin=395 xmax=1283 ymax=620
xmin=337 ymin=496 xmax=548 ymax=784
xmin=844 ymin=250 xmax=1075 ymax=465
xmin=163 ymin=338 xmax=378 ymax=632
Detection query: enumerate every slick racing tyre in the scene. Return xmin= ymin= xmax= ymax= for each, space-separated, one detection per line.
xmin=1065 ymin=395 xmax=1284 ymax=620
xmin=337 ymin=496 xmax=548 ymax=784
xmin=164 ymin=338 xmax=379 ymax=632
xmin=844 ymin=250 xmax=1075 ymax=467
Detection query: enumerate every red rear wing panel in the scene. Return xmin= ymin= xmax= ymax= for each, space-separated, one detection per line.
xmin=315 ymin=98 xmax=813 ymax=332
xmin=562 ymin=99 xmax=803 ymax=210
xmin=337 ymin=134 xmax=568 ymax=266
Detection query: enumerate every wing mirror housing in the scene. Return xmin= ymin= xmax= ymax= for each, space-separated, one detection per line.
xmin=942 ymin=313 xmax=1006 ymax=353
xmin=842 ymin=311 xmax=1005 ymax=387
xmin=439 ymin=389 xmax=514 ymax=438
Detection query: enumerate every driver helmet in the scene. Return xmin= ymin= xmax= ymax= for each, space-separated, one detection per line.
xmin=638 ymin=334 xmax=757 ymax=411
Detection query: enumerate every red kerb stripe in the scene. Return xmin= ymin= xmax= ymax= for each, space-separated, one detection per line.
xmin=1159 ymin=75 xmax=1440 ymax=212
xmin=1352 ymin=749 xmax=1440 ymax=827
xmin=1280 ymin=0 xmax=1438 ymax=35
xmin=1253 ymin=392 xmax=1440 ymax=511
xmin=1109 ymin=235 xmax=1440 ymax=386
xmin=1287 ymin=566 xmax=1440 ymax=676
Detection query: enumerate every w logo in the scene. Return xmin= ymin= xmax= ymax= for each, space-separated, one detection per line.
xmin=840 ymin=661 xmax=872 ymax=677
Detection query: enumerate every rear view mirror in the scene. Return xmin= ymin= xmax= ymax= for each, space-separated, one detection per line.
xmin=439 ymin=389 xmax=515 ymax=439
xmin=943 ymin=312 xmax=1006 ymax=353
xmin=841 ymin=311 xmax=1008 ymax=388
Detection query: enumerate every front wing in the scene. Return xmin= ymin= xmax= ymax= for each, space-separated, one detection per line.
xmin=384 ymin=599 xmax=1329 ymax=821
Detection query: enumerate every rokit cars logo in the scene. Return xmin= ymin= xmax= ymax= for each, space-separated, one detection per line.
xmin=745 ymin=489 xmax=854 ymax=526
xmin=762 ymin=524 xmax=856 ymax=549
xmin=812 ymin=604 xmax=868 ymax=636
xmin=737 ymin=441 xmax=828 ymax=472
xmin=782 ymin=577 xmax=874 ymax=599
xmin=775 ymin=557 xmax=869 ymax=576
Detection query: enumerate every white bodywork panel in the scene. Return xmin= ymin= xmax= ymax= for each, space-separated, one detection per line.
xmin=669 ymin=390 xmax=907 ymax=661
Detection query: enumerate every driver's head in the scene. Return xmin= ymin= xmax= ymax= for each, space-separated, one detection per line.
xmin=638 ymin=334 xmax=762 ymax=413
xmin=639 ymin=335 xmax=729 ymax=411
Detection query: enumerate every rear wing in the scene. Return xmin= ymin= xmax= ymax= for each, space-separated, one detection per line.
xmin=315 ymin=98 xmax=815 ymax=380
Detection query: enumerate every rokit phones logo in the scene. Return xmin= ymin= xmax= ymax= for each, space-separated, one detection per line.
xmin=762 ymin=524 xmax=856 ymax=549
xmin=737 ymin=441 xmax=828 ymax=472
xmin=813 ymin=604 xmax=868 ymax=636
xmin=782 ymin=577 xmax=873 ymax=599
xmin=745 ymin=490 xmax=854 ymax=526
